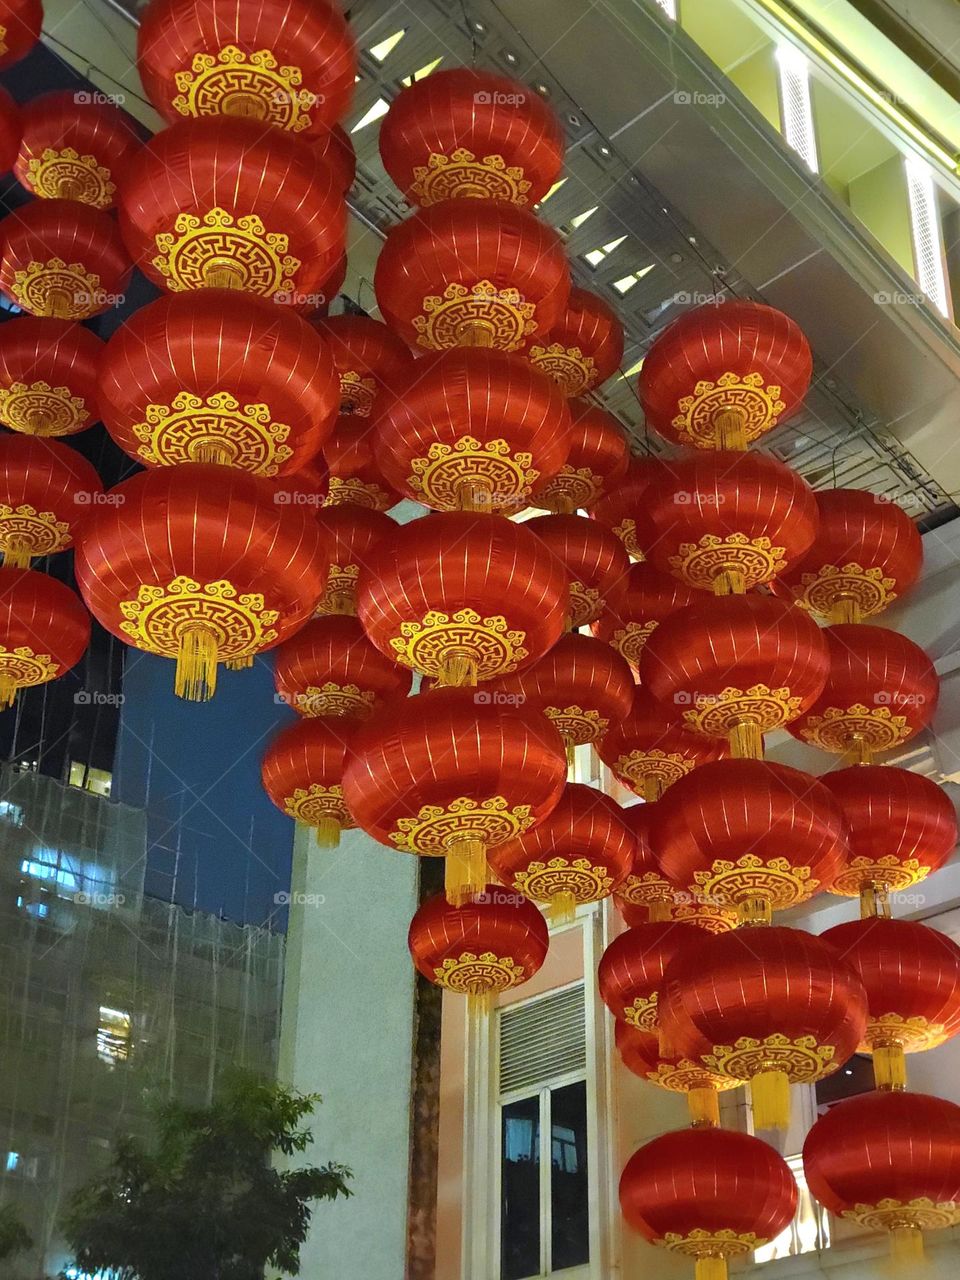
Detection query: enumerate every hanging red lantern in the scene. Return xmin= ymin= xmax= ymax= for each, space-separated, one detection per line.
xmin=489 ymin=783 xmax=635 ymax=921
xmin=343 ymin=686 xmax=567 ymax=904
xmin=311 ymin=315 xmax=414 ymax=419
xmin=273 ymin=614 xmax=411 ymax=718
xmin=614 ymin=1020 xmax=739 ymax=1126
xmin=74 ymin=463 xmax=326 ymax=701
xmin=375 ymin=199 xmax=569 ymax=352
xmin=524 ymin=513 xmax=629 ymax=628
xmin=277 ymin=457 xmax=328 ymax=513
xmin=137 ymin=0 xmax=356 ymax=136
xmin=659 ymin=926 xmax=868 ymax=1129
xmin=620 ymin=1127 xmax=799 ymax=1280
xmin=639 ymin=300 xmax=812 ymax=450
xmin=789 ymin=624 xmax=938 ymax=760
xmin=651 ymin=758 xmax=848 ymax=923
xmin=0 ymin=436 xmax=102 ymax=566
xmin=598 ymin=919 xmax=700 ymax=1033
xmin=371 ymin=347 xmax=572 ymax=512
xmin=118 ymin=117 xmax=344 ymax=302
xmin=0 ymin=86 xmax=20 ymax=172
xmin=322 ymin=415 xmax=400 ymax=511
xmin=0 ymin=316 xmax=102 ymax=436
xmin=534 ymin=400 xmax=630 ymax=514
xmin=592 ymin=560 xmax=699 ymax=670
xmin=804 ymin=1091 xmax=960 ymax=1264
xmin=408 ymin=886 xmax=550 ymax=1010
xmin=640 ymin=595 xmax=830 ymax=759
xmin=14 ymin=90 xmax=142 ymax=208
xmin=357 ymin=511 xmax=568 ymax=686
xmin=0 ymin=0 xmax=42 ymax=69
xmin=820 ymin=764 xmax=957 ymax=915
xmin=527 ymin=287 xmax=625 ymax=397
xmin=320 ymin=125 xmax=355 ymax=194
xmin=311 ymin=503 xmax=394 ymax=616
xmin=98 ymin=290 xmax=339 ymax=473
xmin=0 ymin=198 xmax=130 ymax=318
xmin=0 ymin=566 xmax=90 ymax=706
xmin=261 ymin=715 xmax=356 ymax=847
xmin=588 ymin=454 xmax=664 ymax=559
xmin=774 ymin=489 xmax=922 ymax=622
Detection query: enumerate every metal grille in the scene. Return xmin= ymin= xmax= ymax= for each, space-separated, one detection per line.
xmin=498 ymin=984 xmax=586 ymax=1097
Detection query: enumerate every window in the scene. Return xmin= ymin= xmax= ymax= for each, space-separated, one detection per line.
xmin=97 ymin=1006 xmax=132 ymax=1067
xmin=68 ymin=762 xmax=113 ymax=797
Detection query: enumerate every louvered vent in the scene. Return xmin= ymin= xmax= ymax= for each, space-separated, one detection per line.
xmin=498 ymin=984 xmax=586 ymax=1096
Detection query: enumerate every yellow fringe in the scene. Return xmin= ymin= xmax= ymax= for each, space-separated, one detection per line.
xmin=648 ymin=901 xmax=673 ymax=923
xmin=174 ymin=627 xmax=218 ymax=702
xmin=566 ymin=741 xmax=577 ymax=771
xmin=688 ymin=1087 xmax=720 ymax=1128
xmin=203 ymin=259 xmax=244 ymax=289
xmin=860 ymin=881 xmax=891 ymax=919
xmin=713 ymin=568 xmax=746 ymax=595
xmin=194 ymin=440 xmax=230 ymax=465
xmin=314 ymin=817 xmax=341 ymax=849
xmin=729 ymin=720 xmax=763 ymax=760
xmin=437 ymin=653 xmax=478 ymax=687
xmin=830 ymin=596 xmax=862 ymax=624
xmin=457 ymin=480 xmax=494 ymax=512
xmin=695 ymin=1257 xmax=729 ymax=1280
xmin=738 ymin=896 xmax=773 ymax=928
xmin=0 ymin=675 xmax=18 ymax=709
xmin=643 ymin=776 xmax=664 ymax=803
xmin=874 ymin=1043 xmax=908 ymax=1092
xmin=459 ymin=323 xmax=495 ymax=348
xmin=890 ymin=1225 xmax=924 ymax=1266
xmin=467 ymin=987 xmax=495 ymax=1016
xmin=751 ymin=1069 xmax=791 ymax=1131
xmin=549 ymin=891 xmax=577 ymax=927
xmin=445 ymin=840 xmax=487 ymax=906
xmin=715 ymin=409 xmax=747 ymax=452
xmin=225 ymin=655 xmax=254 ymax=671
xmin=1 ymin=542 xmax=32 ymax=569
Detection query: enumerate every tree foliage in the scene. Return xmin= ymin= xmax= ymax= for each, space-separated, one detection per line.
xmin=0 ymin=1204 xmax=32 ymax=1261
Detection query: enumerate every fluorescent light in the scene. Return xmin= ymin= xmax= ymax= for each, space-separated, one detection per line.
xmin=777 ymin=43 xmax=819 ymax=172
xmin=369 ymin=30 xmax=406 ymax=63
xmin=351 ymin=98 xmax=390 ymax=133
xmin=906 ymin=157 xmax=951 ymax=318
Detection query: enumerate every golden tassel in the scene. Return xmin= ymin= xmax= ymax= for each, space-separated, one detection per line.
xmin=829 ymin=596 xmax=862 ymax=624
xmin=1 ymin=541 xmax=32 ymax=569
xmin=566 ymin=741 xmax=577 ymax=771
xmin=715 ymin=408 xmax=747 ymax=452
xmin=203 ymin=259 xmax=244 ymax=289
xmin=437 ymin=652 xmax=478 ymax=687
xmin=846 ymin=734 xmax=874 ymax=766
xmin=729 ymin=720 xmax=763 ymax=760
xmin=695 ymin=1257 xmax=728 ymax=1280
xmin=643 ymin=776 xmax=664 ymax=803
xmin=174 ymin=626 xmax=219 ymax=702
xmin=467 ymin=986 xmax=495 ymax=1016
xmin=457 ymin=479 xmax=494 ymax=512
xmin=713 ymin=567 xmax=746 ymax=596
xmin=46 ymin=287 xmax=73 ymax=319
xmin=648 ymin=901 xmax=673 ymax=923
xmin=549 ymin=891 xmax=577 ymax=927
xmin=328 ymin=590 xmax=354 ymax=616
xmin=445 ymin=839 xmax=487 ymax=906
xmin=751 ymin=1069 xmax=791 ymax=1131
xmin=874 ymin=1043 xmax=908 ymax=1091
xmin=194 ymin=440 xmax=230 ymax=466
xmin=225 ymin=655 xmax=254 ymax=671
xmin=860 ymin=881 xmax=891 ymax=919
xmin=314 ymin=817 xmax=341 ymax=849
xmin=459 ymin=322 xmax=495 ymax=348
xmin=890 ymin=1225 xmax=925 ymax=1266
xmin=687 ymin=1087 xmax=720 ymax=1128
xmin=0 ymin=675 xmax=19 ymax=709
xmin=738 ymin=896 xmax=773 ymax=928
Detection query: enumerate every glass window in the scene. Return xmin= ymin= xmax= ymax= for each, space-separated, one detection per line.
xmin=501 ymin=1096 xmax=540 ymax=1280
xmin=550 ymin=1082 xmax=589 ymax=1269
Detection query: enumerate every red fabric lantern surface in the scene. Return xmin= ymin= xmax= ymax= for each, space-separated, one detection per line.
xmin=527 ymin=287 xmax=625 ymax=397
xmin=311 ymin=315 xmax=414 ymax=419
xmin=371 ymin=347 xmax=572 ymax=512
xmin=789 ymin=624 xmax=938 ymax=760
xmin=379 ymin=68 xmax=564 ymax=208
xmin=273 ymin=614 xmax=411 ymax=719
xmin=344 ymin=686 xmax=567 ymax=903
xmin=588 ymin=454 xmax=664 ymax=559
xmin=137 ymin=0 xmax=356 ymax=136
xmin=261 ymin=715 xmax=356 ymax=848
xmin=820 ymin=764 xmax=957 ymax=910
xmin=489 ymin=782 xmax=635 ymax=919
xmin=614 ymin=1020 xmax=739 ymax=1126
xmin=0 ymin=436 xmax=102 ymax=565
xmin=592 ymin=560 xmax=699 ymax=671
xmin=0 ymin=85 xmax=20 ymax=173
xmin=651 ymin=758 xmax=849 ymax=922
xmin=0 ymin=316 xmax=102 ymax=436
xmin=620 ymin=1127 xmax=798 ymax=1280
xmin=311 ymin=503 xmax=394 ymax=616
xmin=0 ymin=0 xmax=42 ymax=69
xmin=357 ymin=511 xmax=568 ymax=686
xmin=14 ymin=91 xmax=142 ymax=208
xmin=320 ymin=125 xmax=355 ymax=194
xmin=488 ymin=632 xmax=634 ymax=751
xmin=534 ymin=400 xmax=630 ymax=514
xmin=598 ymin=919 xmax=701 ymax=1033
xmin=642 ymin=450 xmax=818 ymax=594
xmin=0 ymin=566 xmax=90 ymax=706
xmin=822 ymin=917 xmax=960 ymax=1090
xmin=74 ymin=463 xmax=326 ymax=701
xmin=98 ymin=290 xmax=338 ymax=474
xmin=773 ymin=489 xmax=922 ymax=622
xmin=408 ymin=885 xmax=549 ymax=1006
xmin=659 ymin=926 xmax=868 ymax=1129
xmin=640 ymin=595 xmax=830 ymax=759
xmin=804 ymin=1091 xmax=960 ymax=1262
xmin=375 ymin=199 xmax=569 ymax=353
xmin=118 ymin=117 xmax=345 ymax=302
xmin=322 ymin=415 xmax=400 ymax=511
xmin=0 ymin=199 xmax=131 ymax=319
xmin=276 ymin=458 xmax=328 ymax=512
xmin=639 ymin=300 xmax=812 ymax=450
xmin=524 ymin=513 xmax=629 ymax=628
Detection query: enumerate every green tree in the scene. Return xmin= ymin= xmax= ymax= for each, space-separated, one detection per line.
xmin=62 ymin=1071 xmax=351 ymax=1280
xmin=0 ymin=1204 xmax=32 ymax=1261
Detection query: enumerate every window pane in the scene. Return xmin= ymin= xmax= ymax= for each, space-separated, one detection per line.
xmin=501 ymin=1096 xmax=541 ymax=1280
xmin=551 ymin=1081 xmax=589 ymax=1270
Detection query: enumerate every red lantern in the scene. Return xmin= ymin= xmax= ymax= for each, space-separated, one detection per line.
xmin=489 ymin=782 xmax=635 ymax=920
xmin=534 ymin=400 xmax=630 ymax=513
xmin=375 ymin=199 xmax=569 ymax=352
xmin=804 ymin=1091 xmax=960 ymax=1262
xmin=0 ymin=199 xmax=130 ymax=318
xmin=640 ymin=595 xmax=830 ymax=759
xmin=0 ymin=0 xmax=42 ymax=69
xmin=589 ymin=454 xmax=663 ymax=559
xmin=0 ymin=567 xmax=90 ymax=705
xmin=820 ymin=765 xmax=957 ymax=913
xmin=527 ymin=287 xmax=624 ymax=396
xmin=357 ymin=511 xmax=568 ymax=686
xmin=598 ymin=919 xmax=701 ymax=1032
xmin=75 ymin=463 xmax=326 ymax=701
xmin=0 ymin=317 xmax=102 ymax=436
xmin=524 ymin=513 xmax=629 ymax=628
xmin=15 ymin=90 xmax=142 ymax=208
xmin=311 ymin=503 xmax=394 ymax=616
xmin=659 ymin=926 xmax=868 ymax=1129
xmin=408 ymin=886 xmax=549 ymax=1009
xmin=98 ymin=290 xmax=338 ymax=473
xmin=789 ymin=624 xmax=938 ymax=760
xmin=273 ymin=614 xmax=411 ymax=718
xmin=0 ymin=436 xmax=102 ymax=566
xmin=321 ymin=125 xmax=355 ymax=194
xmin=118 ymin=117 xmax=344 ymax=302
xmin=137 ymin=0 xmax=356 ymax=136
xmin=379 ymin=68 xmax=564 ymax=207
xmin=311 ymin=315 xmax=414 ymax=419
xmin=620 ymin=1127 xmax=798 ymax=1280
xmin=592 ymin=560 xmax=699 ymax=670
xmin=639 ymin=300 xmax=812 ymax=450
xmin=0 ymin=85 xmax=20 ymax=172
xmin=651 ymin=758 xmax=848 ymax=922
xmin=343 ymin=686 xmax=567 ymax=904
xmin=774 ymin=489 xmax=922 ymax=622
xmin=614 ymin=1021 xmax=738 ymax=1126
xmin=322 ymin=415 xmax=400 ymax=511
xmin=261 ymin=715 xmax=356 ymax=847
xmin=277 ymin=458 xmax=328 ymax=512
